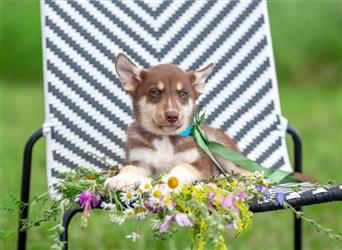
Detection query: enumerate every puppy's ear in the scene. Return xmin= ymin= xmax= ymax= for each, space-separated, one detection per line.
xmin=115 ymin=53 xmax=144 ymax=91
xmin=189 ymin=63 xmax=214 ymax=94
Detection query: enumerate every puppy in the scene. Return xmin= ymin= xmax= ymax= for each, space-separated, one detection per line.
xmin=106 ymin=53 xmax=249 ymax=191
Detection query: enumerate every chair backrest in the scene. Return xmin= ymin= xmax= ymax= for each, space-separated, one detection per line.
xmin=41 ymin=0 xmax=291 ymax=198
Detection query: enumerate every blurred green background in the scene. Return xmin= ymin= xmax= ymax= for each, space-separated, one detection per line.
xmin=1 ymin=1 xmax=341 ymax=249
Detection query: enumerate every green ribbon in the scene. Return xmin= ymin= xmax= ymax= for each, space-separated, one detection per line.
xmin=190 ymin=106 xmax=301 ymax=183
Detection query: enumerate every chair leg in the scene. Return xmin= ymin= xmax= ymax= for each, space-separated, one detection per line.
xmin=17 ymin=128 xmax=43 ymax=250
xmin=294 ymin=207 xmax=302 ymax=250
xmin=59 ymin=209 xmax=81 ymax=250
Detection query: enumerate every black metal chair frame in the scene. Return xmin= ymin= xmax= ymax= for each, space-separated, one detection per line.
xmin=17 ymin=125 xmax=305 ymax=250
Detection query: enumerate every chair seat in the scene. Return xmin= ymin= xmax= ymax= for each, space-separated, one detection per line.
xmin=249 ymin=184 xmax=342 ymax=213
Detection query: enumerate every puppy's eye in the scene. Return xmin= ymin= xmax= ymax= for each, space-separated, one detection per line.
xmin=149 ymin=88 xmax=161 ymax=97
xmin=179 ymin=89 xmax=188 ymax=98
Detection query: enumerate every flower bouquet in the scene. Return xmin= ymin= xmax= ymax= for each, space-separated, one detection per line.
xmin=52 ymin=167 xmax=295 ymax=249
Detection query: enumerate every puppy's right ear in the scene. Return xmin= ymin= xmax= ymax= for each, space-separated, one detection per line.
xmin=115 ymin=53 xmax=144 ymax=91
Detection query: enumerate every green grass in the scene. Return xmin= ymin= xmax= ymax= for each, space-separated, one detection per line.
xmin=1 ymin=81 xmax=341 ymax=249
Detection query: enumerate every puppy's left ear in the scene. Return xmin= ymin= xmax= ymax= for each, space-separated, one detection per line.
xmin=189 ymin=63 xmax=214 ymax=94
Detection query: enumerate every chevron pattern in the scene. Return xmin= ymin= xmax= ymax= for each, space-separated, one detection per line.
xmin=41 ymin=0 xmax=291 ymax=197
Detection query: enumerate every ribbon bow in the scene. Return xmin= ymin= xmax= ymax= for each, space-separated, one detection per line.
xmin=187 ymin=106 xmax=300 ymax=183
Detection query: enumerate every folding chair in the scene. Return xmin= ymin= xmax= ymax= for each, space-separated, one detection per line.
xmin=18 ymin=1 xmax=342 ymax=250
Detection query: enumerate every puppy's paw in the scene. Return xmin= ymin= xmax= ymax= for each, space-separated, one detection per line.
xmin=168 ymin=163 xmax=202 ymax=183
xmin=105 ymin=173 xmax=138 ymax=191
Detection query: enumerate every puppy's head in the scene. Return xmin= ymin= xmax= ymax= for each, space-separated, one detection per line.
xmin=115 ymin=53 xmax=214 ymax=135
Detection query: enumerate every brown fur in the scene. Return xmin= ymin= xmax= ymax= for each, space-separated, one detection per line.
xmin=106 ymin=53 xmax=247 ymax=190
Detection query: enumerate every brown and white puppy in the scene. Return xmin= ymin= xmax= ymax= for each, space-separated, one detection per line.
xmin=106 ymin=53 xmax=249 ymax=190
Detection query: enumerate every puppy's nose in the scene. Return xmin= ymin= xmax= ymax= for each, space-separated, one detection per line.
xmin=165 ymin=111 xmax=179 ymax=123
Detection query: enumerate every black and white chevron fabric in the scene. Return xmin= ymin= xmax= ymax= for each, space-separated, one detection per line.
xmin=41 ymin=0 xmax=291 ymax=198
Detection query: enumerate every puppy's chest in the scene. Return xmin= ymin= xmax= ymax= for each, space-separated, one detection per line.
xmin=128 ymin=136 xmax=200 ymax=172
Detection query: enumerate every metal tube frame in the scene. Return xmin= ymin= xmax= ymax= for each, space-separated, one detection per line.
xmin=286 ymin=125 xmax=303 ymax=250
xmin=17 ymin=128 xmax=44 ymax=250
xmin=18 ymin=125 xmax=303 ymax=250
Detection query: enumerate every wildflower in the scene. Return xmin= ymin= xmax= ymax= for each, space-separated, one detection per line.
xmin=147 ymin=197 xmax=164 ymax=210
xmin=79 ymin=190 xmax=101 ymax=209
xmin=133 ymin=205 xmax=148 ymax=219
xmin=275 ymin=192 xmax=285 ymax=206
xmin=237 ymin=190 xmax=249 ymax=200
xmin=100 ymin=202 xmax=116 ymax=210
xmin=151 ymin=219 xmax=161 ymax=230
xmin=164 ymin=196 xmax=176 ymax=210
xmin=151 ymin=184 xmax=166 ymax=198
xmin=139 ymin=178 xmax=153 ymax=193
xmin=254 ymin=171 xmax=264 ymax=178
xmin=220 ymin=195 xmax=240 ymax=213
xmin=264 ymin=187 xmax=271 ymax=199
xmin=123 ymin=208 xmax=135 ymax=217
xmin=160 ymin=215 xmax=175 ymax=233
xmin=263 ymin=179 xmax=270 ymax=187
xmin=175 ymin=213 xmax=194 ymax=227
xmin=126 ymin=232 xmax=141 ymax=242
xmin=120 ymin=190 xmax=137 ymax=205
xmin=229 ymin=181 xmax=236 ymax=187
xmin=78 ymin=190 xmax=101 ymax=227
xmin=256 ymin=185 xmax=264 ymax=192
xmin=226 ymin=220 xmax=238 ymax=229
xmin=195 ymin=182 xmax=204 ymax=190
xmin=110 ymin=214 xmax=126 ymax=225
xmin=208 ymin=182 xmax=218 ymax=188
xmin=162 ymin=175 xmax=181 ymax=192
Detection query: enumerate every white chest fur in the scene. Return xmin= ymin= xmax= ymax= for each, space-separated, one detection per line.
xmin=128 ymin=136 xmax=200 ymax=172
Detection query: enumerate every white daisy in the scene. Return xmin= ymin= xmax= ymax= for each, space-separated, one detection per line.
xmin=110 ymin=214 xmax=126 ymax=225
xmin=133 ymin=205 xmax=148 ymax=219
xmin=123 ymin=208 xmax=135 ymax=217
xmin=138 ymin=178 xmax=153 ymax=193
xmin=162 ymin=175 xmax=182 ymax=193
xmin=120 ymin=190 xmax=138 ymax=205
xmin=151 ymin=184 xmax=166 ymax=198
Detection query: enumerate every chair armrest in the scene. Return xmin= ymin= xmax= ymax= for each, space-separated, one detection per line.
xmin=286 ymin=125 xmax=302 ymax=173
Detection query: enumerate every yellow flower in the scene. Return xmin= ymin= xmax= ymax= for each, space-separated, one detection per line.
xmin=230 ymin=181 xmax=236 ymax=187
xmin=153 ymin=190 xmax=162 ymax=198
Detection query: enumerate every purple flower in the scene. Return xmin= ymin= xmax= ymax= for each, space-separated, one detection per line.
xmin=79 ymin=190 xmax=101 ymax=208
xmin=256 ymin=185 xmax=264 ymax=192
xmin=220 ymin=194 xmax=240 ymax=213
xmin=160 ymin=215 xmax=175 ymax=233
xmin=264 ymin=187 xmax=271 ymax=199
xmin=275 ymin=192 xmax=285 ymax=206
xmin=175 ymin=213 xmax=194 ymax=227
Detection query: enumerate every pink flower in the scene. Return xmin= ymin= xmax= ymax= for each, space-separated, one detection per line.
xmin=208 ymin=182 xmax=217 ymax=188
xmin=208 ymin=191 xmax=216 ymax=200
xmin=175 ymin=213 xmax=194 ymax=227
xmin=160 ymin=215 xmax=175 ymax=233
xmin=237 ymin=190 xmax=249 ymax=199
xmin=79 ymin=190 xmax=101 ymax=209
xmin=220 ymin=194 xmax=240 ymax=213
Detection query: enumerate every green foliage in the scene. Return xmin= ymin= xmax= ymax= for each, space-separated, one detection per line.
xmin=268 ymin=1 xmax=341 ymax=85
xmin=0 ymin=1 xmax=42 ymax=83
